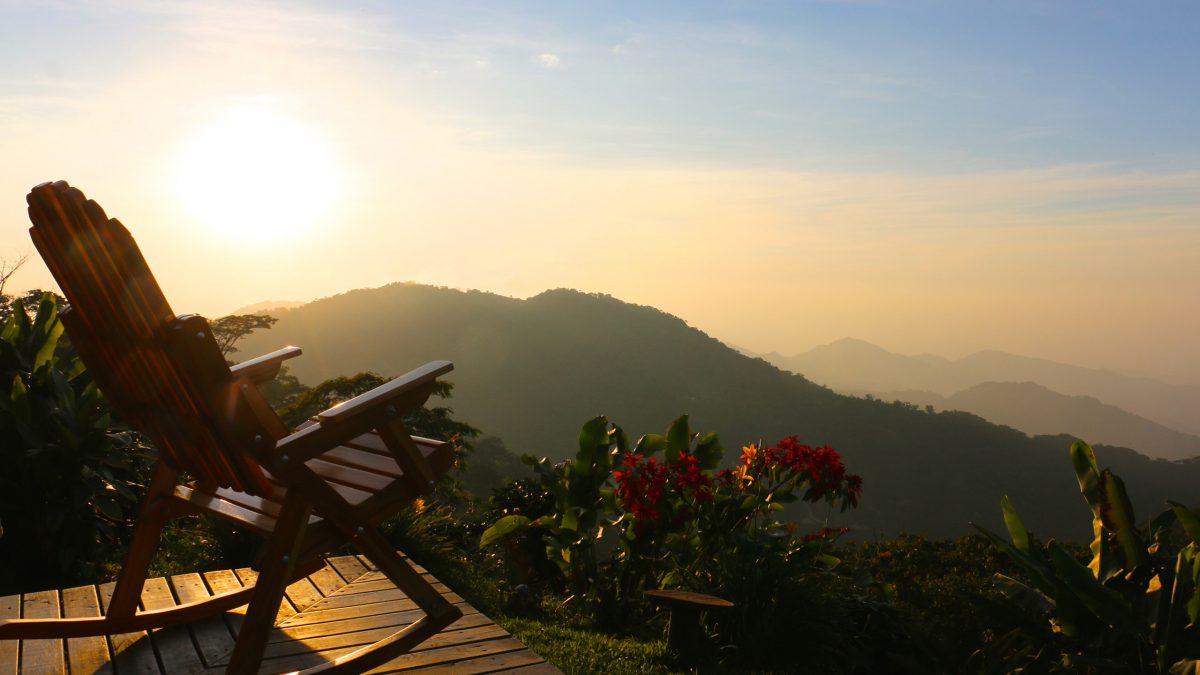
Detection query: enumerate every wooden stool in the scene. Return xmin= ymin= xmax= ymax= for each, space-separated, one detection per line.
xmin=644 ymin=589 xmax=734 ymax=664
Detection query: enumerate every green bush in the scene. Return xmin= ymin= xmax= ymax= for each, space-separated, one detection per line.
xmin=846 ymin=534 xmax=1022 ymax=666
xmin=0 ymin=294 xmax=153 ymax=594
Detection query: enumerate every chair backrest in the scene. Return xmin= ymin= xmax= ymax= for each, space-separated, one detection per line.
xmin=27 ymin=181 xmax=276 ymax=496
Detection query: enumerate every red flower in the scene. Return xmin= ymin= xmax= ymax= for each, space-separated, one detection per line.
xmin=672 ymin=452 xmax=713 ymax=501
xmin=803 ymin=526 xmax=850 ymax=542
xmin=612 ymin=452 xmax=669 ymax=521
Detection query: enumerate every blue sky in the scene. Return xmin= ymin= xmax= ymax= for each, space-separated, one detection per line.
xmin=7 ymin=1 xmax=1196 ymax=172
xmin=1 ymin=1 xmax=1198 ymax=380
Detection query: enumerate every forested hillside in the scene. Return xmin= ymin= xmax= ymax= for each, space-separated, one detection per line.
xmin=236 ymin=284 xmax=1200 ymax=539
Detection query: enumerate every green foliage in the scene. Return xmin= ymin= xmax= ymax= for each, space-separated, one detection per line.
xmin=481 ymin=415 xmax=881 ymax=669
xmin=977 ymin=440 xmax=1200 ymax=673
xmin=459 ymin=436 xmax=531 ymax=497
xmin=210 ymin=311 xmax=307 ymax=409
xmin=846 ymin=534 xmax=1022 ymax=666
xmin=277 ymin=373 xmax=479 ymax=443
xmin=209 ymin=313 xmax=278 ymax=357
xmin=148 ymin=516 xmax=228 ymax=578
xmin=0 ymin=294 xmax=153 ymax=594
xmin=259 ymin=365 xmax=307 ymax=410
xmin=278 ymin=372 xmax=389 ymax=426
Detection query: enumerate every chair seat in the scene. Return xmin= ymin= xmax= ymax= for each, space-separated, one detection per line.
xmin=173 ymin=430 xmax=455 ymax=536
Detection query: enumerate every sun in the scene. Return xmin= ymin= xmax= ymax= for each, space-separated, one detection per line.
xmin=175 ymin=105 xmax=340 ymax=243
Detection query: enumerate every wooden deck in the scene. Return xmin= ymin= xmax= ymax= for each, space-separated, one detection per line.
xmin=0 ymin=555 xmax=560 ymax=674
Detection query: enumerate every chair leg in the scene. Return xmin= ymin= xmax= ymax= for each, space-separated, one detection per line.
xmin=107 ymin=462 xmax=178 ymax=618
xmin=226 ymin=492 xmax=312 ymax=675
xmin=286 ymin=526 xmax=461 ymax=675
xmin=284 ymin=469 xmax=456 ymax=621
xmin=352 ymin=527 xmax=457 ymax=619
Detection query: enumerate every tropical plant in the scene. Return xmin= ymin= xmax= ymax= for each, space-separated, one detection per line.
xmin=481 ymin=415 xmax=862 ymax=623
xmin=975 ymin=440 xmax=1200 ymax=673
xmin=0 ymin=294 xmax=153 ymax=593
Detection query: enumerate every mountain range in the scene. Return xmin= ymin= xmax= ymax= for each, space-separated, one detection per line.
xmin=763 ymin=338 xmax=1200 ymax=438
xmin=233 ymin=284 xmax=1200 ymax=540
xmin=873 ymin=382 xmax=1200 ymax=461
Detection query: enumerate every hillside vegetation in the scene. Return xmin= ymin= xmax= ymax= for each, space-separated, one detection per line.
xmin=236 ymin=284 xmax=1200 ymax=539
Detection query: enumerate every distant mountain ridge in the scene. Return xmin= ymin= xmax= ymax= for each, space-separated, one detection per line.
xmin=877 ymin=382 xmax=1200 ymax=461
xmin=230 ymin=299 xmax=306 ymax=315
xmin=234 ymin=284 xmax=1200 ymax=540
xmin=767 ymin=338 xmax=1200 ymax=438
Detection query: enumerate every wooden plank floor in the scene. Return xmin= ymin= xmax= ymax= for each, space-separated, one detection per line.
xmin=0 ymin=555 xmax=561 ymax=674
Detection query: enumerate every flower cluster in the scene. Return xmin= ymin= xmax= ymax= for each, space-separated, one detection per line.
xmin=716 ymin=438 xmax=863 ymax=506
xmin=672 ymin=452 xmax=714 ymax=502
xmin=772 ymin=437 xmax=863 ymax=504
xmin=612 ymin=436 xmax=862 ymax=529
xmin=803 ymin=526 xmax=850 ymax=543
xmin=612 ymin=453 xmax=669 ymax=521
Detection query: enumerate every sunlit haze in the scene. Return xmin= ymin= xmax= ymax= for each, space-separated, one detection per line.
xmin=1 ymin=1 xmax=1198 ymax=383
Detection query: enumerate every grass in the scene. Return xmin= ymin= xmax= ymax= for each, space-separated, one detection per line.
xmin=501 ymin=618 xmax=676 ymax=675
xmin=386 ymin=512 xmax=693 ymax=673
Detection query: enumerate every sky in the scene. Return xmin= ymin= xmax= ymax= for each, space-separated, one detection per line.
xmin=1 ymin=1 xmax=1198 ymax=383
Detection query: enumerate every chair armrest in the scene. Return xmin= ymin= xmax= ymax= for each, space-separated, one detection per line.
xmin=317 ymin=360 xmax=453 ymax=423
xmin=230 ymin=346 xmax=303 ymax=384
xmin=271 ymin=360 xmax=454 ymax=467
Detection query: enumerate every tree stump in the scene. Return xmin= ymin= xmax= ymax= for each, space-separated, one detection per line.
xmin=644 ymin=589 xmax=734 ymax=665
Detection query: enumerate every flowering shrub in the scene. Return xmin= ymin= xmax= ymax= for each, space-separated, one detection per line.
xmin=481 ymin=415 xmax=862 ymax=627
xmin=612 ymin=435 xmax=861 ymax=533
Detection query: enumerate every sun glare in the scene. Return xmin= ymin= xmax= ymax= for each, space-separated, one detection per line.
xmin=175 ymin=105 xmax=339 ymax=243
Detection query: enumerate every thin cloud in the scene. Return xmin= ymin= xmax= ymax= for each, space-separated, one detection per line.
xmin=536 ymin=53 xmax=562 ymax=68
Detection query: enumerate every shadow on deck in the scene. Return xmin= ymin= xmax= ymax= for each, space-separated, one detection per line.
xmin=0 ymin=554 xmax=559 ymax=674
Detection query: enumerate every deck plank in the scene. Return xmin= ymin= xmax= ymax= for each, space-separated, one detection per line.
xmin=142 ymin=576 xmax=206 ymax=674
xmin=170 ymin=573 xmax=236 ymax=667
xmin=368 ymin=636 xmax=532 ymax=673
xmin=0 ymin=593 xmax=20 ymax=675
xmin=274 ymin=604 xmax=478 ymax=642
xmin=253 ymin=621 xmax=510 ymax=672
xmin=1 ymin=555 xmax=560 ymax=675
xmin=305 ymin=566 xmax=345 ymax=597
xmin=491 ymin=663 xmax=563 ymax=674
xmin=61 ymin=585 xmax=112 ymax=675
xmin=330 ymin=572 xmax=449 ymax=595
xmin=282 ymin=591 xmax=467 ymax=622
xmin=325 ymin=556 xmax=369 ymax=583
xmin=21 ymin=589 xmax=65 ymax=674
xmin=267 ymin=615 xmax=496 ymax=657
xmin=388 ymin=647 xmax=547 ymax=674
xmin=97 ymin=581 xmax=161 ymax=675
xmin=203 ymin=569 xmax=245 ymax=599
xmin=283 ymin=577 xmax=324 ymax=614
xmin=257 ymin=631 xmax=529 ymax=673
xmin=234 ymin=568 xmax=296 ymax=623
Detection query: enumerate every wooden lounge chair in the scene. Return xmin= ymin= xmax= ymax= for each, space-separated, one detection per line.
xmin=0 ymin=181 xmax=463 ymax=673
